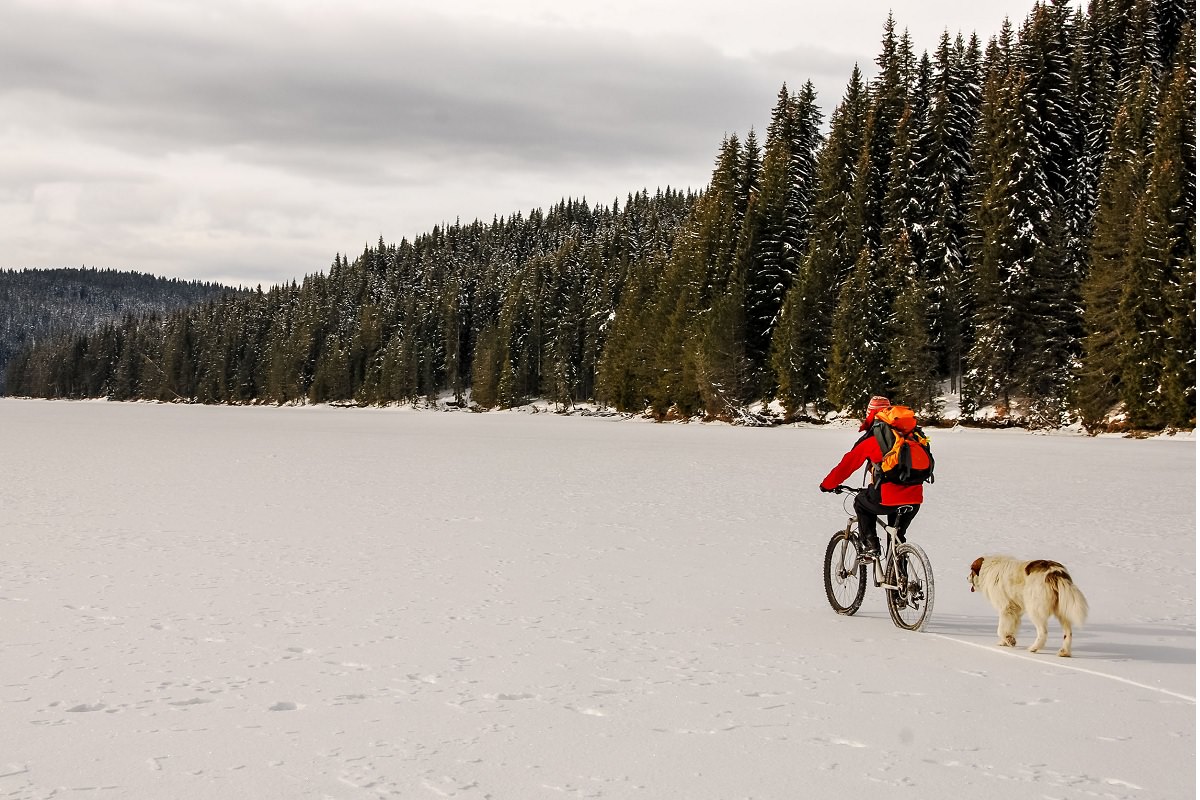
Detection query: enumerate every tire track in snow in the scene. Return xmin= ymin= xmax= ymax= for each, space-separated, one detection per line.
xmin=926 ymin=632 xmax=1196 ymax=702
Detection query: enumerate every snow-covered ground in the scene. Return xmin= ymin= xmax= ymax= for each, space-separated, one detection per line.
xmin=0 ymin=398 xmax=1193 ymax=799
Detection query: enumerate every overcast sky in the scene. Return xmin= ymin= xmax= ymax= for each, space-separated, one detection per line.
xmin=2 ymin=0 xmax=1045 ymax=288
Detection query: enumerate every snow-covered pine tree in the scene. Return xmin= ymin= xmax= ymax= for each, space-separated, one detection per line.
xmin=1121 ymin=30 xmax=1196 ymax=428
xmin=827 ymin=247 xmax=889 ymax=411
xmin=924 ymin=32 xmax=981 ymax=393
xmin=770 ymin=67 xmax=868 ymax=417
xmin=966 ymin=64 xmax=1052 ymax=419
xmin=859 ymin=14 xmax=913 ymax=255
xmin=1074 ymin=69 xmax=1156 ymax=428
xmin=746 ymin=84 xmax=823 ymax=386
xmin=885 ymin=232 xmax=940 ymax=413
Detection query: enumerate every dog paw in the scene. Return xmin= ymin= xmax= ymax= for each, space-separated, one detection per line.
xmin=997 ymin=639 xmax=1015 ymax=648
xmin=1057 ymin=649 xmax=1071 ymax=658
xmin=1027 ymin=645 xmax=1041 ymax=653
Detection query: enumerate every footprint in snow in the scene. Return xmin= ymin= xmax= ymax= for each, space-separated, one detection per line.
xmin=65 ymin=703 xmax=107 ymax=713
xmin=812 ymin=735 xmax=867 ymax=748
xmin=169 ymin=697 xmax=213 ymax=707
xmin=567 ymin=706 xmax=607 ymax=716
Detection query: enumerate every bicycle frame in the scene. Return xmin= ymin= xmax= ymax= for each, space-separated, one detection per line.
xmin=834 ymin=491 xmax=908 ymax=587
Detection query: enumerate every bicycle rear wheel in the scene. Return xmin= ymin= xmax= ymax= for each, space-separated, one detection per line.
xmin=824 ymin=531 xmax=866 ymax=615
xmin=886 ymin=542 xmax=935 ymax=631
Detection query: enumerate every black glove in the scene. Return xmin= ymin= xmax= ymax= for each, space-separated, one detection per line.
xmin=819 ymin=485 xmax=834 ymax=493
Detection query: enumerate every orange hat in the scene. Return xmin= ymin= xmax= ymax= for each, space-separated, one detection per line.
xmin=859 ymin=395 xmax=891 ymax=431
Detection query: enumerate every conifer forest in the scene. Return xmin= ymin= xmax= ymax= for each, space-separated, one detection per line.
xmin=0 ymin=268 xmax=236 ymax=394
xmin=6 ymin=1 xmax=1195 ymax=431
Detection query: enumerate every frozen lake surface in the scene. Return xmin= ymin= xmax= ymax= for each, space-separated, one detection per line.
xmin=0 ymin=399 xmax=1193 ymax=799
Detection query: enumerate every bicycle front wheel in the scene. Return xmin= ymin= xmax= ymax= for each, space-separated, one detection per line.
xmin=886 ymin=542 xmax=935 ymax=631
xmin=824 ymin=531 xmax=866 ymax=615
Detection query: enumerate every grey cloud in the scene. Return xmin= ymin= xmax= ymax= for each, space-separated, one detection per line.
xmin=1 ymin=5 xmax=774 ymax=183
xmin=2 ymin=3 xmax=872 ymax=284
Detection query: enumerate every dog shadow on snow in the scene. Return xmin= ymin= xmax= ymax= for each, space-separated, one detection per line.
xmin=928 ymin=614 xmax=1195 ymax=665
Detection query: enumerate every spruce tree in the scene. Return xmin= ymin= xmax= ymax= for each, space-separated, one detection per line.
xmin=925 ymin=32 xmax=981 ymax=392
xmin=827 ymin=247 xmax=888 ymax=411
xmin=771 ymin=67 xmax=868 ymax=416
xmin=696 ymin=279 xmax=750 ymax=419
xmin=967 ymin=68 xmax=1046 ymax=415
xmin=649 ymin=137 xmax=746 ymax=418
xmin=1075 ymin=70 xmax=1156 ymax=428
xmin=887 ymin=236 xmax=940 ymax=414
xmin=596 ymin=250 xmax=662 ymax=412
xmin=860 ymin=14 xmax=912 ymax=254
xmin=746 ymin=83 xmax=823 ymax=386
xmin=1121 ymin=32 xmax=1196 ymax=427
xmin=747 ymin=86 xmax=800 ymax=376
xmin=1074 ymin=6 xmax=1120 ymax=277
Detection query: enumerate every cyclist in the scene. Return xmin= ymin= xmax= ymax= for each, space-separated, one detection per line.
xmin=818 ymin=395 xmax=922 ymax=557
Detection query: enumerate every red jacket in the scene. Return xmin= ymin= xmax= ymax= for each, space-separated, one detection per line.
xmin=820 ymin=434 xmax=924 ymax=506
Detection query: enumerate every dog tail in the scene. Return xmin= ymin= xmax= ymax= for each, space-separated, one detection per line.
xmin=1047 ymin=568 xmax=1089 ymax=627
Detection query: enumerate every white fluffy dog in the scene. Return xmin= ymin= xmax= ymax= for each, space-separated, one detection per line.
xmin=969 ymin=555 xmax=1090 ymax=657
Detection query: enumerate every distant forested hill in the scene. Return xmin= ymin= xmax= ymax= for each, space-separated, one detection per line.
xmin=0 ymin=268 xmax=238 ymax=392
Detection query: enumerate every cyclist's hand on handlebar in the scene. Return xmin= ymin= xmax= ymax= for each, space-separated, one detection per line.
xmin=819 ymin=484 xmax=838 ymax=494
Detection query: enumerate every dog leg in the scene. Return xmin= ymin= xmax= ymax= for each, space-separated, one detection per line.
xmin=997 ymin=603 xmax=1020 ymax=647
xmin=1027 ymin=609 xmax=1046 ymax=652
xmin=1058 ymin=617 xmax=1073 ymax=657
xmin=1027 ymin=623 xmax=1046 ymax=652
xmin=995 ymin=616 xmax=1013 ymax=647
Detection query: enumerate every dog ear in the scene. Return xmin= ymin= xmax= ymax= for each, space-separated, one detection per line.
xmin=968 ymin=557 xmax=984 ymax=592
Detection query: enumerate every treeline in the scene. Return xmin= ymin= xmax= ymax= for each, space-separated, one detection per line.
xmin=6 ymin=1 xmax=1195 ymax=431
xmin=6 ymin=192 xmax=695 ymax=405
xmin=0 ymin=267 xmax=237 ymax=393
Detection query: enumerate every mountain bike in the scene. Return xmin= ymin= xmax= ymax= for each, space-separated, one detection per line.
xmin=822 ymin=485 xmax=935 ymax=631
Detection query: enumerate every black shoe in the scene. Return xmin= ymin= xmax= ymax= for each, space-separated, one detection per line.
xmin=861 ymin=537 xmax=880 ymax=558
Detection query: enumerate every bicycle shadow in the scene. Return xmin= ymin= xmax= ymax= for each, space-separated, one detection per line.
xmin=928 ymin=613 xmax=1196 ymax=665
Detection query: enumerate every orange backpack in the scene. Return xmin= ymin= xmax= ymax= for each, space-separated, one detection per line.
xmin=866 ymin=405 xmax=934 ymax=486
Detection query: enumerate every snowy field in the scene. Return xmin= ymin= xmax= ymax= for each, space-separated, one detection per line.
xmin=0 ymin=398 xmax=1194 ymax=800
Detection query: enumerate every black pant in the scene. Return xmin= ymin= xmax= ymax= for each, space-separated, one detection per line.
xmin=854 ymin=485 xmax=919 ymax=547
